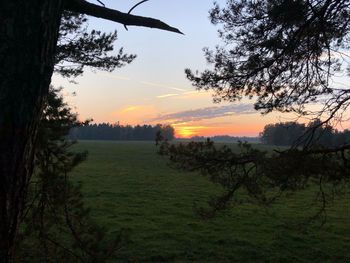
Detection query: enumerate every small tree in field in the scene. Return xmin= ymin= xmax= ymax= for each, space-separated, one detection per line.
xmin=159 ymin=0 xmax=350 ymax=220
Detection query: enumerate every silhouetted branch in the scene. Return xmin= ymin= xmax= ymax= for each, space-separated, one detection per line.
xmin=157 ymin=136 xmax=350 ymax=223
xmin=64 ymin=0 xmax=183 ymax=34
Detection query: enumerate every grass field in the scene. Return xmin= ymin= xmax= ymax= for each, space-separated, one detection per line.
xmin=71 ymin=141 xmax=350 ymax=262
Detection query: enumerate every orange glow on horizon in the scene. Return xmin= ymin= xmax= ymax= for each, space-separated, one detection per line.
xmin=175 ymin=126 xmax=208 ymax=138
xmin=107 ymin=105 xmax=275 ymax=137
xmin=174 ymin=123 xmax=264 ymax=138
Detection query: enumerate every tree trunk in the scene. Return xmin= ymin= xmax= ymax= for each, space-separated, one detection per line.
xmin=0 ymin=1 xmax=63 ymax=261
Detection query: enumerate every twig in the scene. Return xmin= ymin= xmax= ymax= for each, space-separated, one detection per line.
xmin=97 ymin=0 xmax=105 ymax=7
xmin=128 ymin=0 xmax=150 ymax=14
xmin=125 ymin=0 xmax=150 ymax=30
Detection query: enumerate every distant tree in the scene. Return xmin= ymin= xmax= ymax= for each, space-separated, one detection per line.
xmin=160 ymin=125 xmax=176 ymax=141
xmin=260 ymin=120 xmax=350 ymax=147
xmin=334 ymin=129 xmax=350 ymax=146
xmin=70 ymin=123 xmax=175 ymax=141
xmin=260 ymin=122 xmax=306 ymax=146
xmin=306 ymin=119 xmax=335 ymax=147
xmin=159 ymin=0 xmax=350 ymax=221
xmin=1 ymin=1 xmax=182 ymax=260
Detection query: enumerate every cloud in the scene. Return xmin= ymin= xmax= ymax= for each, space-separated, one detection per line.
xmin=112 ymin=105 xmax=158 ymax=125
xmin=121 ymin=106 xmax=140 ymax=112
xmin=156 ymin=90 xmax=210 ymax=100
xmin=156 ymin=93 xmax=179 ymax=99
xmin=149 ymin=104 xmax=256 ymax=124
xmin=182 ymin=91 xmax=199 ymax=95
xmin=139 ymin=81 xmax=188 ymax=92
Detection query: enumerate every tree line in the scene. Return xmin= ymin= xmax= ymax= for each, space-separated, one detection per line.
xmin=69 ymin=123 xmax=175 ymax=141
xmin=260 ymin=120 xmax=350 ymax=147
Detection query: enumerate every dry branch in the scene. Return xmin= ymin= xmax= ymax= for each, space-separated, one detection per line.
xmin=64 ymin=0 xmax=183 ymax=34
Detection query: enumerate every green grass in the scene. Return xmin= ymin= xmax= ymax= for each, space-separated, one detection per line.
xmin=71 ymin=141 xmax=350 ymax=262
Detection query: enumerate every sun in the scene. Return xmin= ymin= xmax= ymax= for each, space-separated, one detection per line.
xmin=177 ymin=128 xmax=196 ymax=138
xmin=175 ymin=126 xmax=207 ymax=138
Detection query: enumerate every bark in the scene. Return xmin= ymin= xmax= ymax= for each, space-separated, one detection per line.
xmin=0 ymin=0 xmax=182 ymax=261
xmin=0 ymin=1 xmax=63 ymax=262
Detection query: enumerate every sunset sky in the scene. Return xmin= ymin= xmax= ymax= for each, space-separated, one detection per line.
xmin=52 ymin=0 xmax=297 ymax=138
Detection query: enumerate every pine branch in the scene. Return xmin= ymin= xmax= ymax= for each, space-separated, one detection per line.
xmin=64 ymin=0 xmax=183 ymax=34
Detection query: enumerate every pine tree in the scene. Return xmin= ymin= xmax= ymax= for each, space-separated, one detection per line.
xmin=0 ymin=2 xmax=181 ymax=259
xmin=159 ymin=0 xmax=350 ymax=222
xmin=15 ymin=88 xmax=125 ymax=262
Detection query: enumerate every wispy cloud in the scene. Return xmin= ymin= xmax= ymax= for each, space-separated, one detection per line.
xmin=112 ymin=105 xmax=158 ymax=125
xmin=156 ymin=93 xmax=179 ymax=99
xmin=121 ymin=106 xmax=140 ymax=112
xmin=175 ymin=90 xmax=211 ymax=100
xmin=149 ymin=104 xmax=256 ymax=124
xmin=140 ymin=81 xmax=188 ymax=92
xmin=182 ymin=91 xmax=198 ymax=95
xmin=155 ymin=90 xmax=210 ymax=100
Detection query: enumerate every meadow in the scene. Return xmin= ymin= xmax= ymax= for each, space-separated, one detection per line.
xmin=71 ymin=141 xmax=350 ymax=262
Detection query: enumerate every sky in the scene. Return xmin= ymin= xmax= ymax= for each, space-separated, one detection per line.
xmin=52 ymin=0 xmax=295 ymax=138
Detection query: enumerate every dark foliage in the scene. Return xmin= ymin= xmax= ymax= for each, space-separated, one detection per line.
xmin=16 ymin=88 xmax=126 ymax=262
xmin=186 ymin=0 xmax=350 ymax=119
xmin=260 ymin=120 xmax=350 ymax=147
xmin=56 ymin=12 xmax=136 ymax=78
xmin=159 ymin=0 xmax=350 ymax=221
xmin=69 ymin=123 xmax=175 ymax=141
xmin=158 ymin=138 xmax=350 ymax=221
xmin=13 ymin=11 xmax=135 ymax=261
